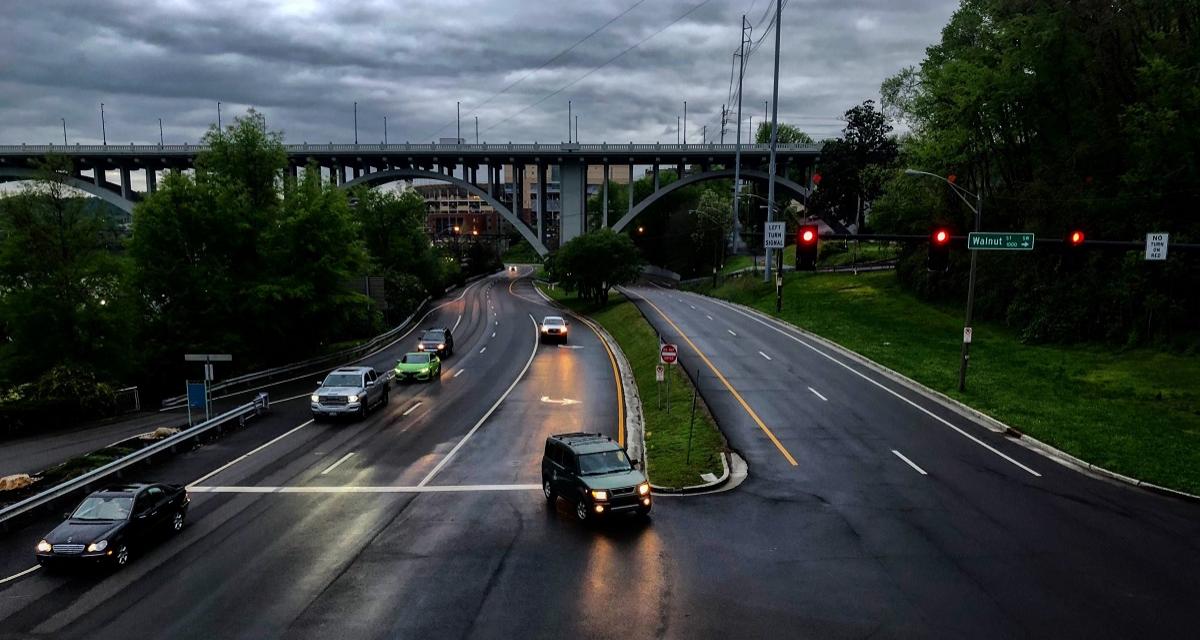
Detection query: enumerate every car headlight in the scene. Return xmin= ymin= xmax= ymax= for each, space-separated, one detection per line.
xmin=437 ymin=343 xmax=445 ymax=349
xmin=310 ymin=394 xmax=319 ymax=403
xmin=87 ymin=540 xmax=108 ymax=553
xmin=541 ymin=326 xmax=548 ymax=333
xmin=590 ymin=490 xmax=608 ymax=501
xmin=638 ymin=482 xmax=651 ymax=496
xmin=36 ymin=540 xmax=52 ymax=553
xmin=348 ymin=394 xmax=360 ymax=403
xmin=417 ymin=344 xmax=425 ymax=351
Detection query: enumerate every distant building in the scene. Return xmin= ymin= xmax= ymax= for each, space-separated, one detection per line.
xmin=409 ymin=183 xmax=501 ymax=238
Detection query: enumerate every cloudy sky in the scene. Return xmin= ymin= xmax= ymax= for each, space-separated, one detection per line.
xmin=1 ymin=0 xmax=957 ymax=147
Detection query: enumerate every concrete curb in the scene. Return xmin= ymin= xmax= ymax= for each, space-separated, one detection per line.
xmin=696 ymin=292 xmax=1200 ymax=504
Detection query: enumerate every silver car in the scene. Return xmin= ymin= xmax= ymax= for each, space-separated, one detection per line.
xmin=311 ymin=367 xmax=389 ymax=420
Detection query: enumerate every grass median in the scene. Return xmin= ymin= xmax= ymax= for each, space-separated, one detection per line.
xmin=695 ymin=271 xmax=1200 ymax=495
xmin=539 ymin=285 xmax=727 ymax=488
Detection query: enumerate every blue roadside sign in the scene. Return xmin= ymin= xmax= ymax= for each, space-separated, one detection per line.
xmin=187 ymin=382 xmax=207 ymax=410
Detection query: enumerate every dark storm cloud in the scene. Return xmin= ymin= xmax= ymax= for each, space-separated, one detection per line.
xmin=0 ymin=0 xmax=957 ymax=146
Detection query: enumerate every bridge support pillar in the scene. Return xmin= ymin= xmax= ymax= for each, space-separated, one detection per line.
xmin=628 ymin=163 xmax=634 ymax=219
xmin=537 ymin=164 xmax=547 ymax=247
xmin=602 ymin=163 xmax=609 ymax=228
xmin=146 ymin=168 xmax=157 ymax=193
xmin=93 ymin=167 xmax=104 ymax=187
xmin=653 ymin=165 xmax=659 ymax=191
xmin=120 ymin=167 xmax=132 ymax=200
xmin=559 ymin=162 xmax=585 ymax=245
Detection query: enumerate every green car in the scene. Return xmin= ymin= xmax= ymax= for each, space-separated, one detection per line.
xmin=394 ymin=352 xmax=441 ymax=383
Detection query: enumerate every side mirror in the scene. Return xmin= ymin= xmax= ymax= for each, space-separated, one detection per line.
xmin=316 ymin=380 xmax=323 ymax=387
xmin=365 ymin=380 xmax=375 ymax=387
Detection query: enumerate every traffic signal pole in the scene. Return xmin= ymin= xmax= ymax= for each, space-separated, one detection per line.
xmin=958 ymin=191 xmax=982 ymax=392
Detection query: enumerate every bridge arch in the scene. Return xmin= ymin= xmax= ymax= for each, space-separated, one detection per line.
xmin=0 ymin=167 xmax=135 ymax=216
xmin=610 ymin=169 xmax=812 ymax=233
xmin=341 ymin=168 xmax=549 ymax=257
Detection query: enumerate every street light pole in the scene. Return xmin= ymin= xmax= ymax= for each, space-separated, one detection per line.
xmin=731 ymin=16 xmax=748 ymax=256
xmin=354 ymin=101 xmax=358 ymax=145
xmin=384 ymin=116 xmax=388 ymax=145
xmin=904 ymin=168 xmax=983 ymax=392
xmin=61 ymin=118 xmax=67 ymax=145
xmin=683 ymin=100 xmax=687 ymax=144
xmin=457 ymin=101 xmax=461 ymax=143
xmin=765 ymin=0 xmax=782 ymax=288
xmin=217 ymin=102 xmax=221 ymax=129
xmin=158 ymin=118 xmax=164 ymax=146
xmin=475 ymin=116 xmax=479 ymax=144
xmin=100 ymin=103 xmax=106 ymax=145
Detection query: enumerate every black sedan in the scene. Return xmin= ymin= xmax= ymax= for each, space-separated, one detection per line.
xmin=36 ymin=483 xmax=189 ymax=569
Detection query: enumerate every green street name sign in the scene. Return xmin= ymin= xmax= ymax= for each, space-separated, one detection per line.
xmin=968 ymin=232 xmax=1035 ymax=251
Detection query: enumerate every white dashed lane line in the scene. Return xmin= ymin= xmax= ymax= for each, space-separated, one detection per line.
xmin=706 ymin=315 xmax=713 ymax=320
xmin=892 ymin=449 xmax=928 ymax=475
xmin=807 ymin=386 xmax=828 ymax=402
xmin=480 ymin=347 xmax=487 ymax=354
xmin=402 ymin=402 xmax=422 ymax=416
xmin=727 ymin=329 xmax=737 ymax=337
xmin=320 ymin=452 xmax=355 ymax=475
xmin=454 ymin=370 xmax=465 ymax=378
xmin=759 ymin=351 xmax=772 ymax=361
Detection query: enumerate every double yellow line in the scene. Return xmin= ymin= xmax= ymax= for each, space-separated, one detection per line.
xmin=637 ymin=295 xmax=798 ymax=467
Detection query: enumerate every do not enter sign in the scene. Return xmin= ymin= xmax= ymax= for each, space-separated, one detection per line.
xmin=660 ymin=343 xmax=679 ymax=365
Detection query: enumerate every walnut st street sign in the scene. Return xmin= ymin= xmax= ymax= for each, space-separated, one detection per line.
xmin=967 ymin=232 xmax=1035 ymax=250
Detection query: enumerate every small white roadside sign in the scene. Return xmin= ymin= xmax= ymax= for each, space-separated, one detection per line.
xmin=1145 ymin=233 xmax=1169 ymax=261
xmin=655 ymin=365 xmax=665 ymax=382
xmin=764 ymin=222 xmax=785 ymax=249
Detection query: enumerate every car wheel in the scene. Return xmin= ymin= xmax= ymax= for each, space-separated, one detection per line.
xmin=358 ymin=405 xmax=367 ymax=420
xmin=113 ymin=544 xmax=130 ymax=569
xmin=575 ymin=499 xmax=590 ymax=523
xmin=542 ymin=479 xmax=556 ymax=504
xmin=171 ymin=510 xmax=186 ymax=533
xmin=382 ymin=389 xmax=390 ymax=406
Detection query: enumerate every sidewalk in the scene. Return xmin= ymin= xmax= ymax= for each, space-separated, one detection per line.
xmin=0 ymin=410 xmax=187 ymax=477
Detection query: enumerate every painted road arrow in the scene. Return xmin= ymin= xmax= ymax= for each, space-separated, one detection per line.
xmin=540 ymin=396 xmax=581 ymax=405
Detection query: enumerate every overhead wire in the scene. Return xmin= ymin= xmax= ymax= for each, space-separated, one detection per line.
xmin=483 ymin=0 xmax=717 ymax=136
xmin=425 ymin=0 xmax=650 ymax=139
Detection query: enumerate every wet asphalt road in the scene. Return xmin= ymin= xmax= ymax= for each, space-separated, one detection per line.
xmin=0 ymin=273 xmax=1197 ymax=639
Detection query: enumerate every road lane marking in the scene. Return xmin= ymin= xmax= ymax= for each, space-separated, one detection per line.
xmin=278 ymin=392 xmax=314 ymax=403
xmin=320 ymin=452 xmax=355 ymax=475
xmin=453 ymin=314 xmax=463 ymax=332
xmin=706 ymin=315 xmax=713 ymax=320
xmin=0 ymin=565 xmax=40 ymax=585
xmin=808 ymin=387 xmax=828 ymax=401
xmin=728 ymin=329 xmax=737 ymax=336
xmin=188 ymin=419 xmax=315 ymax=487
xmin=417 ymin=315 xmax=540 ymax=486
xmin=635 ymin=294 xmax=798 ymax=466
xmin=189 ymin=484 xmax=541 ymax=493
xmin=540 ymin=396 xmax=581 ymax=405
xmin=759 ymin=351 xmax=772 ymax=361
xmin=707 ymin=298 xmax=1041 ymax=477
xmin=492 ymin=331 xmax=496 ymax=338
xmin=479 ymin=346 xmax=487 ymax=354
xmin=402 ymin=402 xmax=422 ymax=416
xmin=892 ymin=450 xmax=928 ymax=475
xmin=689 ymin=304 xmax=696 ymax=310
xmin=454 ymin=370 xmax=465 ymax=378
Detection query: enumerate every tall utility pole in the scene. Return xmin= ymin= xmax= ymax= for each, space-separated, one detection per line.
xmin=568 ymin=100 xmax=572 ymax=142
xmin=731 ymin=15 xmax=749 ymax=255
xmin=765 ymin=0 xmax=782 ymax=289
xmin=683 ymin=100 xmax=688 ymax=143
xmin=384 ymin=116 xmax=388 ymax=144
xmin=702 ymin=124 xmax=707 ymax=144
xmin=677 ymin=116 xmax=681 ymax=144
xmin=100 ymin=103 xmax=107 ymax=145
xmin=158 ymin=118 xmax=164 ymax=146
xmin=61 ymin=118 xmax=67 ymax=145
xmin=475 ymin=116 xmax=479 ymax=144
xmin=720 ymin=104 xmax=727 ymax=143
xmin=748 ymin=116 xmax=753 ymax=143
xmin=764 ymin=100 xmax=768 ymax=128
xmin=575 ymin=115 xmax=579 ymax=143
xmin=217 ymin=102 xmax=221 ymax=129
xmin=353 ymin=102 xmax=358 ymax=144
xmin=456 ymin=102 xmax=461 ymax=143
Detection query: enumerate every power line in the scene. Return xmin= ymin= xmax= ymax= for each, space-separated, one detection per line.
xmin=484 ymin=0 xmax=716 ymax=136
xmin=426 ymin=0 xmax=649 ymax=139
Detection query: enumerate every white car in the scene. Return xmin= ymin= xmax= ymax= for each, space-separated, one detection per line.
xmin=539 ymin=316 xmax=569 ymax=344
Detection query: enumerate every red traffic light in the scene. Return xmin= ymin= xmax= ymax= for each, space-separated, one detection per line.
xmin=932 ymin=229 xmax=950 ymax=245
xmin=811 ymin=172 xmax=822 ymax=186
xmin=798 ymin=225 xmax=818 ymax=245
xmin=1068 ymin=230 xmax=1085 ymax=246
xmin=801 ymin=228 xmax=816 ymax=243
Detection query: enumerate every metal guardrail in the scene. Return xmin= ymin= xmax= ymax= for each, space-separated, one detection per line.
xmin=0 ymin=393 xmax=269 ymax=527
xmin=160 ymin=298 xmax=431 ymax=409
xmin=0 ymin=142 xmax=820 ymax=156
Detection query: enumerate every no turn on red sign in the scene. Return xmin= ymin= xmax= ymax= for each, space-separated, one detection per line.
xmin=659 ymin=343 xmax=679 ymax=365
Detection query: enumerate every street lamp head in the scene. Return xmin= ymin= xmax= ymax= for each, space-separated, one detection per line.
xmin=903 ymin=169 xmax=921 ymax=176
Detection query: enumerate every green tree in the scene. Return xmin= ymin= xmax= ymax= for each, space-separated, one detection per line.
xmin=349 ymin=187 xmax=445 ymax=319
xmin=810 ymin=100 xmax=898 ymax=228
xmin=754 ymin=122 xmax=814 ymax=144
xmin=691 ymin=187 xmax=732 ymax=275
xmin=0 ymin=158 xmax=133 ymax=385
xmin=549 ymin=229 xmax=643 ymax=305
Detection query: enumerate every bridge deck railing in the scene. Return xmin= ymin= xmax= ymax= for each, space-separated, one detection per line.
xmin=0 ymin=142 xmax=821 ymax=155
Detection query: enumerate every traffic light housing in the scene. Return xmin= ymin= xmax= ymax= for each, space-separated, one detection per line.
xmin=796 ymin=225 xmax=819 ymax=270
xmin=927 ymin=228 xmax=951 ymax=272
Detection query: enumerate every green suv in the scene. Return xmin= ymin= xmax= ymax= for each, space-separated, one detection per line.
xmin=542 ymin=433 xmax=651 ymax=522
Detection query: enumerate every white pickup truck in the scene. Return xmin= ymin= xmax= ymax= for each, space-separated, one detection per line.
xmin=310 ymin=366 xmax=390 ymax=421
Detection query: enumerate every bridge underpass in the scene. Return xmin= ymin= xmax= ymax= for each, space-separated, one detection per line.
xmin=0 ymin=142 xmax=820 ymax=256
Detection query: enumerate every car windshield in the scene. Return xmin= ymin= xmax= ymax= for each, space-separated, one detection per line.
xmin=577 ymin=450 xmax=632 ymax=475
xmin=322 ymin=373 xmax=362 ymax=387
xmin=71 ymin=496 xmax=133 ymax=520
xmin=401 ymin=353 xmax=430 ymax=364
xmin=543 ymin=317 xmax=565 ymax=326
xmin=421 ymin=331 xmax=445 ymax=342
